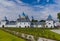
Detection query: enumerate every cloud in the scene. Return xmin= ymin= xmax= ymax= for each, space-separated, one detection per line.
xmin=0 ymin=0 xmax=60 ymax=21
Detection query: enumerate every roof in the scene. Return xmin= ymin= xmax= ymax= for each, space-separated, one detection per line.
xmin=17 ymin=13 xmax=30 ymax=22
xmin=17 ymin=18 xmax=30 ymax=22
xmin=2 ymin=16 xmax=9 ymax=22
xmin=47 ymin=14 xmax=53 ymax=20
xmin=6 ymin=21 xmax=16 ymax=25
xmin=21 ymin=12 xmax=26 ymax=16
xmin=31 ymin=22 xmax=45 ymax=25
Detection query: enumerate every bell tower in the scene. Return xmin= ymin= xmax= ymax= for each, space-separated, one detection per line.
xmin=45 ymin=14 xmax=54 ymax=28
xmin=1 ymin=16 xmax=8 ymax=27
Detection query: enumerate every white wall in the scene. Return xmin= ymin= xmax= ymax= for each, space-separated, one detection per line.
xmin=0 ymin=25 xmax=2 ymax=27
xmin=46 ymin=21 xmax=54 ymax=28
xmin=32 ymin=25 xmax=42 ymax=28
xmin=5 ymin=25 xmax=17 ymax=27
xmin=1 ymin=21 xmax=6 ymax=26
xmin=0 ymin=21 xmax=6 ymax=27
xmin=17 ymin=22 xmax=31 ymax=28
xmin=38 ymin=25 xmax=42 ymax=28
xmin=0 ymin=20 xmax=55 ymax=28
xmin=54 ymin=22 xmax=60 ymax=27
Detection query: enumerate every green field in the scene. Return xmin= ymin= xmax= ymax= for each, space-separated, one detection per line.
xmin=0 ymin=29 xmax=26 ymax=41
xmin=5 ymin=28 xmax=60 ymax=41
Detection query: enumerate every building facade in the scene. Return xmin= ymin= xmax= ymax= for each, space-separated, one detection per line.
xmin=45 ymin=15 xmax=54 ymax=28
xmin=0 ymin=13 xmax=56 ymax=28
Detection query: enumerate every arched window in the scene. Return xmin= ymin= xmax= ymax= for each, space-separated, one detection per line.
xmin=46 ymin=26 xmax=48 ymax=27
xmin=49 ymin=23 xmax=51 ymax=24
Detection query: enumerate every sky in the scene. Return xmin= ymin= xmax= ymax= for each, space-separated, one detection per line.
xmin=0 ymin=0 xmax=60 ymax=21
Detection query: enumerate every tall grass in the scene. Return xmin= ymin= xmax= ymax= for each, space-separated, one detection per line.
xmin=5 ymin=28 xmax=60 ymax=41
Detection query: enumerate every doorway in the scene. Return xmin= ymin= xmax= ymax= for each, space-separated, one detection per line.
xmin=2 ymin=25 xmax=4 ymax=28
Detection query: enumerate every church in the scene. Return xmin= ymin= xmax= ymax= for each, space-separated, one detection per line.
xmin=0 ymin=12 xmax=56 ymax=28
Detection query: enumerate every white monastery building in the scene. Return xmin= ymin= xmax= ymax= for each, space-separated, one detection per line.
xmin=0 ymin=12 xmax=58 ymax=28
xmin=45 ymin=15 xmax=54 ymax=28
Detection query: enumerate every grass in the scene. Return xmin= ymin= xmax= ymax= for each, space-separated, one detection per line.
xmin=0 ymin=29 xmax=26 ymax=41
xmin=5 ymin=28 xmax=60 ymax=41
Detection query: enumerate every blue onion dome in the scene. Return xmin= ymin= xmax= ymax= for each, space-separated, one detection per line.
xmin=21 ymin=12 xmax=26 ymax=18
xmin=22 ymin=12 xmax=26 ymax=16
xmin=47 ymin=14 xmax=53 ymax=20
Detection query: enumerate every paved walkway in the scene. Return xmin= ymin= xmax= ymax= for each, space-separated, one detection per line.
xmin=37 ymin=37 xmax=56 ymax=41
xmin=51 ymin=29 xmax=60 ymax=34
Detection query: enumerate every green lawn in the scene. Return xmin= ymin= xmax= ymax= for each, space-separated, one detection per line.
xmin=5 ymin=28 xmax=60 ymax=41
xmin=0 ymin=29 xmax=26 ymax=41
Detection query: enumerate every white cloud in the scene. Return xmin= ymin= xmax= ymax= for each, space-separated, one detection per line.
xmin=0 ymin=0 xmax=59 ymax=21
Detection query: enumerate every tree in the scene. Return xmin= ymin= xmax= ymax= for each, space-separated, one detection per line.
xmin=57 ymin=13 xmax=60 ymax=22
xmin=31 ymin=19 xmax=38 ymax=22
xmin=31 ymin=16 xmax=38 ymax=22
xmin=39 ymin=20 xmax=45 ymax=22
